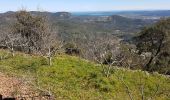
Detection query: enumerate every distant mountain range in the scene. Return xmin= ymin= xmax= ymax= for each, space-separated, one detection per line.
xmin=0 ymin=10 xmax=169 ymax=41
xmin=1 ymin=10 xmax=170 ymax=19
xmin=72 ymin=10 xmax=170 ymax=19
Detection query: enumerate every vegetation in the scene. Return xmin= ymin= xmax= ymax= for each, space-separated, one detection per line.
xmin=0 ymin=10 xmax=170 ymax=99
xmin=135 ymin=18 xmax=170 ymax=74
xmin=0 ymin=49 xmax=170 ymax=99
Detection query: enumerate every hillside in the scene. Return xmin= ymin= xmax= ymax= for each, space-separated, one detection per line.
xmin=0 ymin=49 xmax=169 ymax=100
xmin=0 ymin=11 xmax=156 ymax=41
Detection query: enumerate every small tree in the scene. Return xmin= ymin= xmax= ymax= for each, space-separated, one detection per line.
xmin=84 ymin=34 xmax=121 ymax=77
xmin=41 ymin=29 xmax=63 ymax=66
xmin=11 ymin=10 xmax=63 ymax=66
xmin=38 ymin=16 xmax=63 ymax=66
xmin=13 ymin=10 xmax=48 ymax=53
xmin=0 ymin=26 xmax=22 ymax=57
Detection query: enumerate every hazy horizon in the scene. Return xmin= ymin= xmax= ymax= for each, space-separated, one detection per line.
xmin=1 ymin=10 xmax=170 ymax=14
xmin=0 ymin=0 xmax=170 ymax=13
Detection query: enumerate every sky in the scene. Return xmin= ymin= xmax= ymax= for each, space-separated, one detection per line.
xmin=0 ymin=0 xmax=170 ymax=12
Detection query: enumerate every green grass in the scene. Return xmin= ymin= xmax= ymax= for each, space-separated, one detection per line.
xmin=0 ymin=49 xmax=170 ymax=100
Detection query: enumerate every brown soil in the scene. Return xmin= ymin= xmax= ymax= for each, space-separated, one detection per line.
xmin=0 ymin=72 xmax=40 ymax=99
xmin=0 ymin=72 xmax=55 ymax=100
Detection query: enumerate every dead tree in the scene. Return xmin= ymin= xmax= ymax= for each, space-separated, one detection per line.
xmin=0 ymin=27 xmax=22 ymax=57
xmin=84 ymin=34 xmax=121 ymax=77
xmin=39 ymin=16 xmax=63 ymax=66
xmin=42 ymin=32 xmax=63 ymax=66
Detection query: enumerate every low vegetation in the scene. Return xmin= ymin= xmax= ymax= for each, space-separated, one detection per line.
xmin=0 ymin=49 xmax=170 ymax=100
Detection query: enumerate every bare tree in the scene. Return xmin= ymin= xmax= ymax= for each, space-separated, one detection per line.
xmin=117 ymin=43 xmax=146 ymax=69
xmin=41 ymin=30 xmax=63 ymax=66
xmin=38 ymin=16 xmax=63 ymax=66
xmin=0 ymin=26 xmax=23 ymax=57
xmin=83 ymin=33 xmax=121 ymax=77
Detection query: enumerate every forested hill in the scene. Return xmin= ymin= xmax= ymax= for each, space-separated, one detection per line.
xmin=0 ymin=11 xmax=157 ymax=41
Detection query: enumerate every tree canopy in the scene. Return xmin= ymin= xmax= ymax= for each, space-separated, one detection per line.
xmin=135 ymin=18 xmax=170 ymax=74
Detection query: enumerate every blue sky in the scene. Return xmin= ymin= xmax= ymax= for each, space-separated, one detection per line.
xmin=0 ymin=0 xmax=170 ymax=12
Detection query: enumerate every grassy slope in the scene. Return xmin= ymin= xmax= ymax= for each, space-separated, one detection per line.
xmin=0 ymin=49 xmax=170 ymax=100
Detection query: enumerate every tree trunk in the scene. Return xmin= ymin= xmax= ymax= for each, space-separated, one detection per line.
xmin=48 ymin=56 xmax=52 ymax=66
xmin=28 ymin=47 xmax=32 ymax=54
xmin=106 ymin=65 xmax=111 ymax=77
xmin=11 ymin=47 xmax=14 ymax=57
xmin=145 ymin=38 xmax=164 ymax=71
xmin=48 ymin=48 xmax=52 ymax=66
xmin=145 ymin=55 xmax=154 ymax=71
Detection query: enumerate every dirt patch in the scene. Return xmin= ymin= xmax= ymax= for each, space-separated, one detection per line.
xmin=0 ymin=72 xmax=54 ymax=100
xmin=0 ymin=72 xmax=36 ymax=99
